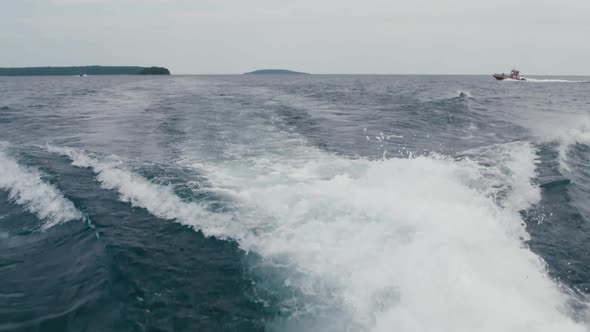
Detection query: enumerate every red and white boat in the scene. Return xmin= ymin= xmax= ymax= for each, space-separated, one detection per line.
xmin=493 ymin=68 xmax=526 ymax=81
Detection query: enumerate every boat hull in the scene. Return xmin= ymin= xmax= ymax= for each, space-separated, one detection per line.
xmin=493 ymin=74 xmax=525 ymax=81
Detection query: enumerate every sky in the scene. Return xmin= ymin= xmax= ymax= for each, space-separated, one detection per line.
xmin=1 ymin=0 xmax=589 ymax=74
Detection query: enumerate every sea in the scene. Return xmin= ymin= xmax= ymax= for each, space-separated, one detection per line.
xmin=1 ymin=74 xmax=590 ymax=332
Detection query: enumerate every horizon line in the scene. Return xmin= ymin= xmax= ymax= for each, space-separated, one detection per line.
xmin=172 ymin=73 xmax=590 ymax=77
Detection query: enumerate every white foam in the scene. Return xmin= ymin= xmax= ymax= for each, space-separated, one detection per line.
xmin=525 ymin=113 xmax=590 ymax=172
xmin=524 ymin=78 xmax=590 ymax=83
xmin=556 ymin=125 xmax=590 ymax=172
xmin=0 ymin=148 xmax=82 ymax=229
xmin=178 ymin=137 xmax=585 ymax=331
xmin=461 ymin=142 xmax=541 ymax=213
xmin=500 ymin=78 xmax=588 ymax=83
xmin=558 ymin=117 xmax=590 ymax=173
xmin=45 ymin=145 xmax=246 ymax=241
xmin=46 ymin=137 xmax=585 ymax=331
xmin=456 ymin=90 xmax=472 ymax=98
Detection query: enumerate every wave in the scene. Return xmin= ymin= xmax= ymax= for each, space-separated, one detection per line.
xmin=458 ymin=142 xmax=541 ymax=211
xmin=183 ymin=138 xmax=584 ymax=331
xmin=44 ymin=145 xmax=246 ymax=241
xmin=455 ymin=90 xmax=472 ymax=100
xmin=0 ymin=146 xmax=82 ymax=230
xmin=527 ymin=114 xmax=590 ymax=172
xmin=557 ymin=126 xmax=590 ymax=172
xmin=47 ymin=140 xmax=587 ymax=331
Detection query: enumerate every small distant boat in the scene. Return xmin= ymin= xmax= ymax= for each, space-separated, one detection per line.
xmin=493 ymin=68 xmax=526 ymax=81
xmin=79 ymin=74 xmax=87 ymax=77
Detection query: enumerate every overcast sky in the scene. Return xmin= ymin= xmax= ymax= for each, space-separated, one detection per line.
xmin=1 ymin=0 xmax=589 ymax=74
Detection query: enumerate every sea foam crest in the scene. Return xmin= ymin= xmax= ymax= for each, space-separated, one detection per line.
xmin=530 ymin=114 xmax=590 ymax=172
xmin=45 ymin=145 xmax=244 ymax=240
xmin=0 ymin=148 xmax=82 ymax=229
xmin=558 ymin=125 xmax=590 ymax=172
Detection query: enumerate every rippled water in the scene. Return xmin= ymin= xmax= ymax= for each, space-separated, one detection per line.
xmin=1 ymin=75 xmax=590 ymax=331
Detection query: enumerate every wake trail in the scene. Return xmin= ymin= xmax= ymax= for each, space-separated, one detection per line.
xmin=45 ymin=139 xmax=588 ymax=331
xmin=0 ymin=146 xmax=82 ymax=229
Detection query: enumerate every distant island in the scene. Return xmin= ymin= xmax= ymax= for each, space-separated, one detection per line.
xmin=0 ymin=66 xmax=171 ymax=76
xmin=244 ymin=69 xmax=309 ymax=75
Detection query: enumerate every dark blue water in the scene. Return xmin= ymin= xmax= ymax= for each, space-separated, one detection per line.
xmin=1 ymin=75 xmax=590 ymax=331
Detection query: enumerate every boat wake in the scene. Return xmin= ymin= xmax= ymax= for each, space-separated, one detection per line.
xmin=44 ymin=145 xmax=245 ymax=240
xmin=45 ymin=138 xmax=588 ymax=331
xmin=524 ymin=78 xmax=590 ymax=83
xmin=0 ymin=144 xmax=82 ymax=230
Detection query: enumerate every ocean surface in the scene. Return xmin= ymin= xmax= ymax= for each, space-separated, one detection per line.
xmin=1 ymin=74 xmax=590 ymax=332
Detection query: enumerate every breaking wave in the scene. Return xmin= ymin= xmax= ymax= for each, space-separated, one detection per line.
xmin=0 ymin=146 xmax=82 ymax=229
xmin=525 ymin=113 xmax=590 ymax=172
xmin=44 ymin=145 xmax=246 ymax=241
